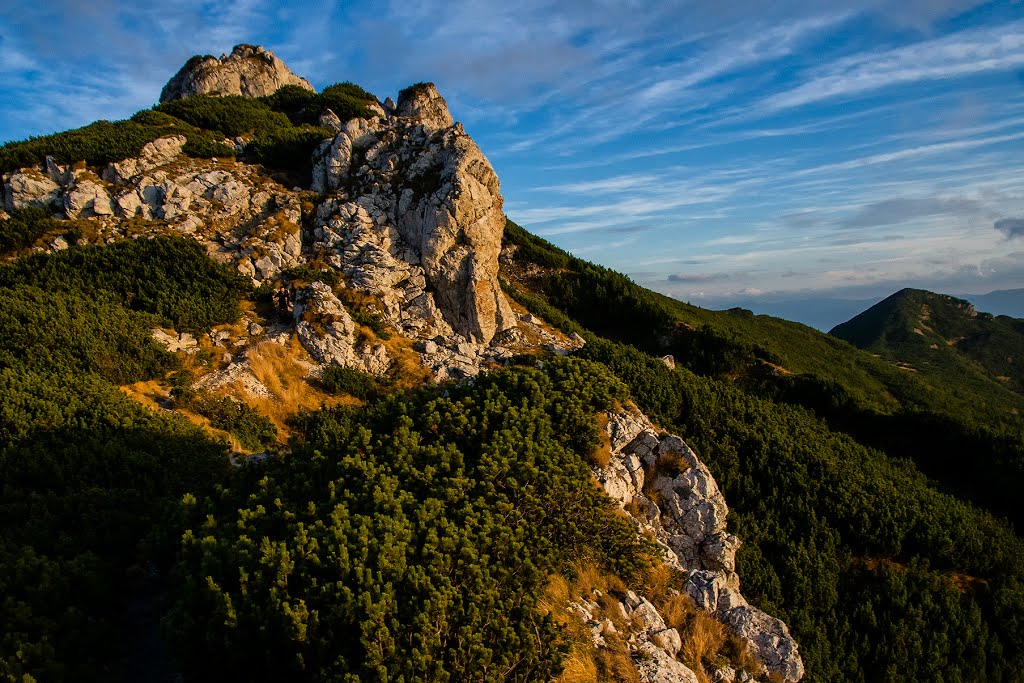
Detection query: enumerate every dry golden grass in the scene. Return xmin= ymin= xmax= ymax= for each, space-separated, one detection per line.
xmin=556 ymin=650 xmax=599 ymax=683
xmin=240 ymin=337 xmax=358 ymax=440
xmin=639 ymin=562 xmax=680 ymax=607
xmin=538 ymin=574 xmax=571 ymax=620
xmin=656 ymin=449 xmax=690 ymax=477
xmin=541 ymin=573 xmax=602 ymax=683
xmin=594 ymin=635 xmax=640 ymax=683
xmin=680 ymin=610 xmax=727 ymax=683
xmin=590 ymin=412 xmax=613 ymax=469
xmin=723 ymin=633 xmax=762 ymax=678
xmin=118 ymin=379 xmax=168 ymax=412
xmin=623 ymin=497 xmax=644 ymax=519
xmin=658 ymin=594 xmax=696 ymax=631
xmin=380 ymin=334 xmax=433 ymax=388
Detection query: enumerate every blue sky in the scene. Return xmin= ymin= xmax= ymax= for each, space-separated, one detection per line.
xmin=3 ymin=0 xmax=1024 ymax=312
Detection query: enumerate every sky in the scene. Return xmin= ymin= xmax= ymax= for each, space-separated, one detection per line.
xmin=2 ymin=0 xmax=1024 ymax=320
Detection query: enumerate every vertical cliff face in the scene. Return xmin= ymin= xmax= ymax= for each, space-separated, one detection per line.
xmin=310 ymin=81 xmax=516 ymax=346
xmin=159 ymin=44 xmax=315 ymax=102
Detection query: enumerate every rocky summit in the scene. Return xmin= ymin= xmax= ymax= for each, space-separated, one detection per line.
xmin=160 ymin=44 xmax=314 ymax=102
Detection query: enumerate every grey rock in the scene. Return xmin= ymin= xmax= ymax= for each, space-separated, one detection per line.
xmin=104 ymin=135 xmax=186 ymax=184
xmin=294 ymin=282 xmax=391 ymax=375
xmin=3 ymin=167 xmax=61 ymax=211
xmin=395 ymin=82 xmax=454 ymax=131
xmin=319 ymin=108 xmax=344 ymax=132
xmin=714 ymin=667 xmax=738 ymax=683
xmin=160 ymin=44 xmax=314 ymax=102
xmin=634 ymin=641 xmax=700 ymax=683
xmin=724 ymin=605 xmax=805 ymax=683
xmin=151 ymin=329 xmax=198 ymax=353
xmin=703 ymin=532 xmax=742 ymax=573
xmin=651 ymin=627 xmax=683 ymax=655
xmin=596 ymin=404 xmax=804 ymax=681
xmin=63 ymin=174 xmax=114 ymax=218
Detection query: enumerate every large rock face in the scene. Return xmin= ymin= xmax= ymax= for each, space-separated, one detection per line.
xmin=310 ymin=82 xmax=516 ymax=346
xmin=160 ymin=44 xmax=314 ymax=102
xmin=597 ymin=406 xmax=805 ymax=683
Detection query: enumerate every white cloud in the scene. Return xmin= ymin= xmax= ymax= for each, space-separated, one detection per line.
xmin=763 ymin=21 xmax=1024 ymax=112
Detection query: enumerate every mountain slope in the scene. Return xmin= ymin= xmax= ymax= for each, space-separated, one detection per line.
xmin=831 ymin=287 xmax=1024 ymax=409
xmin=1 ymin=45 xmax=1023 ymax=683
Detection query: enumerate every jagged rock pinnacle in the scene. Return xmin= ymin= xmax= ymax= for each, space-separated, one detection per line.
xmin=160 ymin=44 xmax=314 ymax=102
xmin=396 ymin=83 xmax=454 ymax=131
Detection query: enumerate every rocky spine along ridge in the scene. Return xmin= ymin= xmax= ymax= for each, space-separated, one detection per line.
xmin=597 ymin=406 xmax=805 ymax=682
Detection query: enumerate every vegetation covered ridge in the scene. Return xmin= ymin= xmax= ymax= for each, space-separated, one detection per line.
xmin=501 ymin=218 xmax=1024 ymax=530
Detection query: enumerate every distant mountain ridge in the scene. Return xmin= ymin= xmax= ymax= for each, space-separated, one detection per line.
xmin=705 ymin=288 xmax=1021 ymax=332
xmin=831 ymin=287 xmax=1024 ymax=404
xmin=964 ymin=288 xmax=1024 ymax=319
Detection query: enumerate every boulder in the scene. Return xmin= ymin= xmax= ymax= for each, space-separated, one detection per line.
xmin=63 ymin=174 xmax=113 ymax=217
xmin=160 ymin=44 xmax=314 ymax=102
xmin=395 ymin=82 xmax=454 ymax=131
xmin=103 ymin=135 xmax=186 ymax=184
xmin=3 ymin=168 xmax=61 ymax=211
xmin=634 ymin=641 xmax=700 ymax=683
xmin=724 ymin=605 xmax=805 ymax=683
xmin=319 ymin=108 xmax=344 ymax=132
xmin=293 ymin=282 xmax=391 ymax=375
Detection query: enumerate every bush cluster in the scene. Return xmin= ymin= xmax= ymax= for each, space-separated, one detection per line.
xmin=165 ymin=359 xmax=653 ymax=682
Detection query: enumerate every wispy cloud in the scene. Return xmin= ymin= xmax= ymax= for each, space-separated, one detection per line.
xmin=763 ymin=20 xmax=1024 ymax=112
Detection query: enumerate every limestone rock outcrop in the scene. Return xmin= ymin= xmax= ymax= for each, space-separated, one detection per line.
xmin=160 ymin=44 xmax=314 ymax=102
xmin=310 ymin=82 xmax=515 ymax=346
xmin=395 ymin=83 xmax=454 ymax=131
xmin=102 ymin=135 xmax=187 ymax=184
xmin=293 ymin=282 xmax=391 ymax=375
xmin=3 ymin=167 xmax=61 ymax=211
xmin=569 ymin=589 xmax=699 ymax=683
xmin=597 ymin=406 xmax=805 ymax=683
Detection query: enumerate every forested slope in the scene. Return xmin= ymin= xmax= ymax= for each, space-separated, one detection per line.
xmin=502 ymin=220 xmax=1024 ymax=531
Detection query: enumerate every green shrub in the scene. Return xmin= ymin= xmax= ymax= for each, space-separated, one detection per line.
xmin=246 ymin=125 xmax=332 ymax=171
xmin=280 ymin=265 xmax=341 ymax=287
xmin=0 ymin=116 xmax=233 ymax=175
xmin=0 ymin=207 xmax=58 ymax=254
xmin=260 ymin=84 xmax=319 ymax=123
xmin=0 ymin=236 xmax=250 ymax=333
xmin=175 ymin=391 xmax=277 ymax=450
xmin=166 ymin=359 xmax=651 ymax=682
xmin=350 ymin=309 xmax=392 ymax=340
xmin=318 ymin=364 xmax=384 ymax=399
xmin=0 ymin=368 xmax=229 ymax=682
xmin=318 ymin=82 xmax=378 ymax=121
xmin=0 ymin=285 xmax=174 ymax=384
xmin=155 ymin=95 xmax=293 ymax=138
